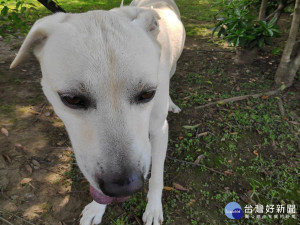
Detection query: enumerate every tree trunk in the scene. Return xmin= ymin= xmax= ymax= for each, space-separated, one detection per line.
xmin=37 ymin=0 xmax=66 ymax=13
xmin=275 ymin=0 xmax=300 ymax=87
xmin=259 ymin=0 xmax=268 ymax=20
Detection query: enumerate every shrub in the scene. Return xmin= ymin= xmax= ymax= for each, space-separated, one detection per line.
xmin=0 ymin=0 xmax=36 ymax=39
xmin=213 ymin=0 xmax=280 ymax=50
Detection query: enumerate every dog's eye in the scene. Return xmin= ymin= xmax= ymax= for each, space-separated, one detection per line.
xmin=60 ymin=94 xmax=89 ymax=109
xmin=137 ymin=90 xmax=156 ymax=103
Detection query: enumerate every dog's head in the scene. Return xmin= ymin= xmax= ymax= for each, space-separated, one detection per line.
xmin=11 ymin=8 xmax=162 ymax=203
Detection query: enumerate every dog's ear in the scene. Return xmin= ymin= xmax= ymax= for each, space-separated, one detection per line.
xmin=10 ymin=13 xmax=66 ymax=69
xmin=132 ymin=9 xmax=160 ymax=38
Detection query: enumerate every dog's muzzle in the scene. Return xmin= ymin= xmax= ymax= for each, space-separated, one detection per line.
xmin=90 ymin=172 xmax=144 ymax=204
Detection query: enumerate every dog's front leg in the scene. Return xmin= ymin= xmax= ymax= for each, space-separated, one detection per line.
xmin=143 ymin=120 xmax=168 ymax=225
xmin=80 ymin=201 xmax=106 ymax=225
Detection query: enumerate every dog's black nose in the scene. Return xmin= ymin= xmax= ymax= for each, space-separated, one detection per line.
xmin=98 ymin=172 xmax=144 ymax=197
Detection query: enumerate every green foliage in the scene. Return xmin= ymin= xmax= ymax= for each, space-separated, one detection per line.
xmin=213 ymin=0 xmax=280 ymax=49
xmin=0 ymin=0 xmax=36 ymax=38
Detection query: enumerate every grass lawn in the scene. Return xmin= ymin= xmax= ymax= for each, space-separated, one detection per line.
xmin=0 ymin=0 xmax=299 ymax=225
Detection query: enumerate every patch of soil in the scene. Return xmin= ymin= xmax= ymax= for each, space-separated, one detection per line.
xmin=0 ymin=38 xmax=90 ymax=225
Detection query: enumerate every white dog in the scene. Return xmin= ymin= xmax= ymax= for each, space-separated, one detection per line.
xmin=11 ymin=0 xmax=185 ymax=224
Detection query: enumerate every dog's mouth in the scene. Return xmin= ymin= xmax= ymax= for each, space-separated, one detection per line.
xmin=90 ymin=185 xmax=130 ymax=204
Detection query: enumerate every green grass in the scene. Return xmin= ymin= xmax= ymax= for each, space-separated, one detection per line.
xmin=1 ymin=0 xmax=219 ymax=37
xmin=0 ymin=0 xmax=133 ymax=37
xmin=177 ymin=0 xmax=219 ymax=37
xmin=166 ymin=63 xmax=299 ymax=224
xmin=1 ymin=0 xmax=132 ymax=12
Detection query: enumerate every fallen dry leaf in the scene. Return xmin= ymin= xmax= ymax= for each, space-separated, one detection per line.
xmin=197 ymin=132 xmax=208 ymax=137
xmin=261 ymin=95 xmax=269 ymax=100
xmin=178 ymin=136 xmax=184 ymax=140
xmin=44 ymin=111 xmax=51 ymax=117
xmin=15 ymin=143 xmax=24 ymax=150
xmin=56 ymin=222 xmax=67 ymax=225
xmin=1 ymin=127 xmax=8 ymax=137
xmin=57 ymin=140 xmax=65 ymax=146
xmin=25 ymin=164 xmax=33 ymax=174
xmin=224 ymin=170 xmax=233 ymax=175
xmin=253 ymin=150 xmax=259 ymax=156
xmin=133 ymin=214 xmax=142 ymax=225
xmin=173 ymin=182 xmax=189 ymax=191
xmin=289 ymin=121 xmax=300 ymax=126
xmin=20 ymin=178 xmax=32 ymax=185
xmin=29 ymin=109 xmax=40 ymax=115
xmin=31 ymin=159 xmax=40 ymax=167
xmin=2 ymin=154 xmax=11 ymax=163
xmin=186 ymin=199 xmax=196 ymax=206
xmin=230 ymin=132 xmax=238 ymax=135
xmin=194 ymin=154 xmax=205 ymax=164
xmin=80 ymin=179 xmax=88 ymax=184
xmin=260 ymin=168 xmax=268 ymax=176
xmin=240 ymin=191 xmax=255 ymax=205
xmin=228 ymin=160 xmax=232 ymax=163
xmin=163 ymin=186 xmax=173 ymax=191
xmin=182 ymin=124 xmax=200 ymax=130
xmin=256 ymin=129 xmax=263 ymax=134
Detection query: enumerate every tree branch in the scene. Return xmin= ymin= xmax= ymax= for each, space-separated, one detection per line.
xmin=195 ymin=89 xmax=280 ymax=109
xmin=265 ymin=0 xmax=290 ymax=23
xmin=37 ymin=0 xmax=66 ymax=13
xmin=0 ymin=217 xmax=14 ymax=225
xmin=0 ymin=209 xmax=36 ymax=225
xmin=259 ymin=0 xmax=268 ymax=20
xmin=166 ymin=156 xmax=228 ymax=176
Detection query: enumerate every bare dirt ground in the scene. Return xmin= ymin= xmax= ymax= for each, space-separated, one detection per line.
xmin=0 ymin=37 xmax=90 ymax=225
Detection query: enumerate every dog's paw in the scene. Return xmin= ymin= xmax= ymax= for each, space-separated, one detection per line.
xmin=80 ymin=201 xmax=106 ymax=225
xmin=169 ymin=97 xmax=181 ymax=113
xmin=142 ymin=200 xmax=163 ymax=225
xmin=169 ymin=103 xmax=181 ymax=113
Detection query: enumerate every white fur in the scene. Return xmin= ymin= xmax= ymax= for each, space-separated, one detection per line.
xmin=80 ymin=201 xmax=106 ymax=225
xmin=11 ymin=0 xmax=185 ymax=224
